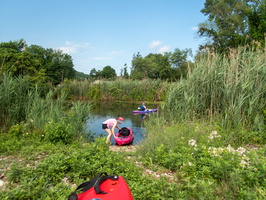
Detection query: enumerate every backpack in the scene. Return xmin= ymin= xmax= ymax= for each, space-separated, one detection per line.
xmin=68 ymin=172 xmax=118 ymax=200
xmin=120 ymin=127 xmax=130 ymax=136
xmin=68 ymin=172 xmax=133 ymax=200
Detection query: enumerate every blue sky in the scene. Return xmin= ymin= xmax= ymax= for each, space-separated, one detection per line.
xmin=1 ymin=0 xmax=207 ymax=75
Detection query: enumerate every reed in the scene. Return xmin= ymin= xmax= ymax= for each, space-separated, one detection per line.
xmin=0 ymin=73 xmax=31 ymax=131
xmin=164 ymin=46 xmax=266 ymax=136
xmin=0 ymin=73 xmax=90 ymax=140
xmin=56 ymin=78 xmax=93 ymax=100
xmin=87 ymin=79 xmax=168 ymax=102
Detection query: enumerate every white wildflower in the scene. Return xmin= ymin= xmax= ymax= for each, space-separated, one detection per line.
xmin=236 ymin=147 xmax=247 ymax=155
xmin=212 ymin=131 xmax=218 ymax=135
xmin=240 ymin=159 xmax=250 ymax=168
xmin=208 ymin=130 xmax=222 ymax=140
xmin=225 ymin=144 xmax=236 ymax=154
xmin=188 ymin=139 xmax=197 ymax=147
xmin=208 ymin=135 xmax=214 ymax=140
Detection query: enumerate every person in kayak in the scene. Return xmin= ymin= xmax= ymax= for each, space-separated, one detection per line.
xmin=138 ymin=102 xmax=148 ymax=111
xmin=102 ymin=117 xmax=124 ymax=145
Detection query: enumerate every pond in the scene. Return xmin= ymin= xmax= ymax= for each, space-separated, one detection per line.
xmin=85 ymin=102 xmax=160 ymax=145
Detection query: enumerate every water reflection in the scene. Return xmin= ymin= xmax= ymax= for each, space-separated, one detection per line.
xmin=85 ymin=102 xmax=160 ymax=145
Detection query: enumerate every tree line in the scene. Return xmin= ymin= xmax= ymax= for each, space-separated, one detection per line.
xmin=1 ymin=0 xmax=265 ymax=83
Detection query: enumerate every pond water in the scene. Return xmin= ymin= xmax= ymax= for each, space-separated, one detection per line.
xmin=85 ymin=102 xmax=160 ymax=145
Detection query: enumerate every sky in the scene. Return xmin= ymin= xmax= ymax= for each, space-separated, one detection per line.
xmin=0 ymin=0 xmax=208 ymax=75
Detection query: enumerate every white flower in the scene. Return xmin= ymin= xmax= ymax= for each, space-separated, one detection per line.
xmin=208 ymin=130 xmax=222 ymax=140
xmin=225 ymin=145 xmax=236 ymax=154
xmin=208 ymin=135 xmax=214 ymax=140
xmin=212 ymin=131 xmax=218 ymax=135
xmin=188 ymin=139 xmax=197 ymax=147
xmin=240 ymin=159 xmax=250 ymax=168
xmin=236 ymin=147 xmax=247 ymax=155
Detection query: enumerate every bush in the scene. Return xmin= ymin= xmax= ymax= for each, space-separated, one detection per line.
xmin=44 ymin=121 xmax=73 ymax=144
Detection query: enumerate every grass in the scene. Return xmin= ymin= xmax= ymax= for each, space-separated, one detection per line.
xmin=1 ymin=121 xmax=265 ymax=199
xmin=164 ymin=46 xmax=266 ymax=144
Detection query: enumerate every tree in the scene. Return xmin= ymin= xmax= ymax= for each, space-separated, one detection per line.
xmin=0 ymin=39 xmax=75 ymax=85
xmin=89 ymin=68 xmax=100 ymax=79
xmin=145 ymin=53 xmax=171 ymax=79
xmin=198 ymin=0 xmax=266 ymax=53
xmin=166 ymin=48 xmax=193 ymax=80
xmin=120 ymin=63 xmax=129 ymax=78
xmin=100 ymin=65 xmax=117 ymax=80
xmin=131 ymin=52 xmax=148 ymax=80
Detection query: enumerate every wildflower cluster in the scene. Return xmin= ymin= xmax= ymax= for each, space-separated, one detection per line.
xmin=208 ymin=130 xmax=221 ymax=141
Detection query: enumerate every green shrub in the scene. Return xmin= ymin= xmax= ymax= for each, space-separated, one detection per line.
xmin=44 ymin=121 xmax=73 ymax=144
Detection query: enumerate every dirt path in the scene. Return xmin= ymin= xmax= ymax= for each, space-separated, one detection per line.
xmin=109 ymin=145 xmax=136 ymax=152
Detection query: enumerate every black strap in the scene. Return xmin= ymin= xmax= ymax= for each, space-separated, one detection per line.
xmin=94 ymin=175 xmax=119 ymax=194
xmin=68 ymin=172 xmax=118 ymax=200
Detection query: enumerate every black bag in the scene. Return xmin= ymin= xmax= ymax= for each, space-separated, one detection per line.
xmin=68 ymin=172 xmax=118 ymax=200
xmin=120 ymin=127 xmax=130 ymax=136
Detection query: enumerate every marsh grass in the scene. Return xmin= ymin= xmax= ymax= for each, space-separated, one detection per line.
xmin=0 ymin=74 xmax=30 ymax=131
xmin=0 ymin=73 xmax=91 ymax=142
xmin=86 ymin=79 xmax=168 ymax=102
xmin=164 ymin=46 xmax=266 ymax=141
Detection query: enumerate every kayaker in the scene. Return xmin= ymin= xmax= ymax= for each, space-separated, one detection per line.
xmin=102 ymin=117 xmax=124 ymax=145
xmin=138 ymin=102 xmax=148 ymax=111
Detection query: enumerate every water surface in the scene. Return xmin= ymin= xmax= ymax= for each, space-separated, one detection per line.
xmin=85 ymin=102 xmax=160 ymax=145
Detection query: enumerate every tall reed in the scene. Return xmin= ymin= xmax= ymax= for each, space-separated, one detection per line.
xmin=87 ymin=79 xmax=168 ymax=102
xmin=0 ymin=73 xmax=90 ymax=139
xmin=0 ymin=73 xmax=30 ymax=131
xmin=164 ymin=46 xmax=266 ymax=135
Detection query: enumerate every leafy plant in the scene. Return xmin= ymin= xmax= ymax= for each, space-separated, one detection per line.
xmin=43 ymin=121 xmax=73 ymax=144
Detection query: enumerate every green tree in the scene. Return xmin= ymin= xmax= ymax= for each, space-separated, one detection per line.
xmin=145 ymin=53 xmax=171 ymax=79
xmin=131 ymin=52 xmax=148 ymax=80
xmin=120 ymin=63 xmax=129 ymax=78
xmin=166 ymin=48 xmax=193 ymax=80
xmin=89 ymin=68 xmax=100 ymax=79
xmin=198 ymin=0 xmax=265 ymax=53
xmin=50 ymin=50 xmax=75 ymax=84
xmin=0 ymin=39 xmax=76 ymax=85
xmin=100 ymin=65 xmax=117 ymax=79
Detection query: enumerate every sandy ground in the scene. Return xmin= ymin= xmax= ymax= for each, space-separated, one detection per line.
xmin=109 ymin=145 xmax=136 ymax=152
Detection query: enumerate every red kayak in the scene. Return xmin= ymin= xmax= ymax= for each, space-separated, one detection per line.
xmin=68 ymin=172 xmax=134 ymax=200
xmin=115 ymin=127 xmax=134 ymax=146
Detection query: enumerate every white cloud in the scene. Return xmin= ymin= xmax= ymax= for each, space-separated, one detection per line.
xmin=58 ymin=46 xmax=76 ymax=54
xmin=93 ymin=57 xmax=111 ymax=60
xmin=58 ymin=41 xmax=93 ymax=54
xmin=110 ymin=51 xmax=122 ymax=55
xmin=158 ymin=45 xmax=171 ymax=54
xmin=149 ymin=41 xmax=163 ymax=49
xmin=192 ymin=26 xmax=199 ymax=31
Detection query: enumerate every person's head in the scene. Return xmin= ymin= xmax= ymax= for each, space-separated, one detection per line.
xmin=116 ymin=117 xmax=124 ymax=124
xmin=142 ymin=102 xmax=145 ymax=105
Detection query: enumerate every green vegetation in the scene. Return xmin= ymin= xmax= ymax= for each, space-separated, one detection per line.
xmin=198 ymin=0 xmax=265 ymax=53
xmin=0 ymin=40 xmax=75 ymax=86
xmin=164 ymin=46 xmax=266 ymax=144
xmin=0 ymin=73 xmax=90 ymax=138
xmin=1 ymin=45 xmax=265 ymax=199
xmin=1 ymin=1 xmax=265 ymax=199
xmin=137 ymin=118 xmax=266 ymax=199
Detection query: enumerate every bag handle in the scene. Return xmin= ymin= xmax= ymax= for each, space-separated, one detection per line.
xmin=94 ymin=175 xmax=119 ymax=194
xmin=68 ymin=172 xmax=118 ymax=200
